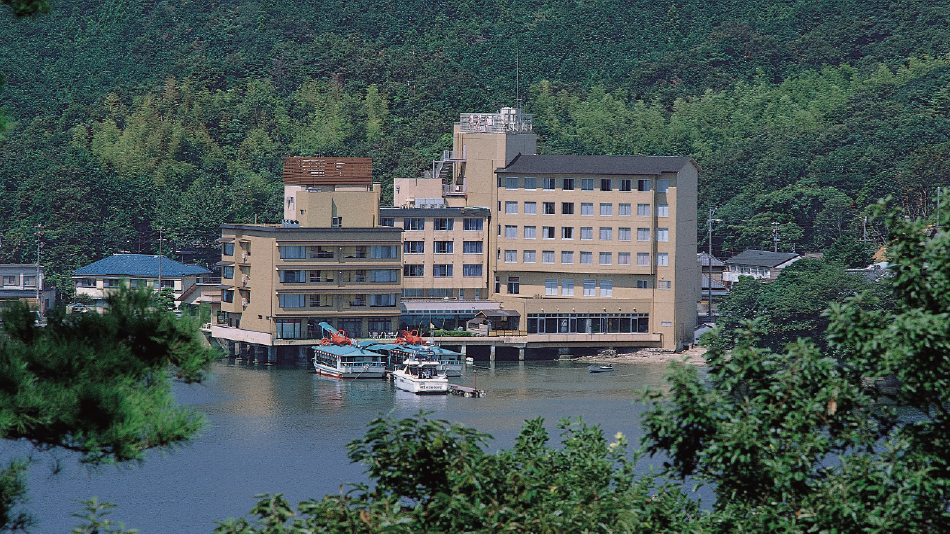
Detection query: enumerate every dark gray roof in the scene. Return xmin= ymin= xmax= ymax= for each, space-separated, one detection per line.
xmin=73 ymin=254 xmax=210 ymax=278
xmin=380 ymin=207 xmax=491 ymax=217
xmin=725 ymin=250 xmax=800 ymax=268
xmin=697 ymin=252 xmax=725 ymax=268
xmin=497 ymin=154 xmax=697 ymax=175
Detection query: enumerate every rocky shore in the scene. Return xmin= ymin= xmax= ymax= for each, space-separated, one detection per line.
xmin=576 ymin=346 xmax=708 ymax=366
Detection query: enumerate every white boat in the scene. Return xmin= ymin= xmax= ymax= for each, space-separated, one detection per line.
xmin=588 ymin=364 xmax=615 ymax=373
xmin=313 ymin=345 xmax=387 ymax=379
xmin=392 ymin=348 xmax=449 ymax=395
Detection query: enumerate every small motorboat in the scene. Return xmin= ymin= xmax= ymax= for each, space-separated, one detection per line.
xmin=588 ymin=364 xmax=615 ymax=373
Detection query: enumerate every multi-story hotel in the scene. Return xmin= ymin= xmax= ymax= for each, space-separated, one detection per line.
xmin=212 ymin=158 xmax=403 ymax=362
xmin=399 ymin=108 xmax=700 ymax=350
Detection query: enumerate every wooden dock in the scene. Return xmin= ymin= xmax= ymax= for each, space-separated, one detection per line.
xmin=449 ymin=384 xmax=485 ymax=398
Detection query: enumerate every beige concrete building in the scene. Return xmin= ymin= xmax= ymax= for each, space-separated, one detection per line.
xmin=212 ymin=158 xmax=403 ymax=362
xmin=398 ymin=108 xmax=701 ymax=350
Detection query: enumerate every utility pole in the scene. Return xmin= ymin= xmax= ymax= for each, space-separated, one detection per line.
xmin=772 ymin=222 xmax=780 ymax=252
xmin=35 ymin=224 xmax=43 ymax=316
xmin=938 ymin=186 xmax=942 ymax=232
xmin=707 ymin=209 xmax=721 ymax=323
xmin=157 ymin=227 xmax=164 ymax=295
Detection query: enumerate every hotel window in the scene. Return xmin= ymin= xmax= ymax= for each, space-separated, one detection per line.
xmin=404 ymin=218 xmax=424 ymax=230
xmin=278 ymin=294 xmax=307 ymax=308
xmin=599 ymin=227 xmax=612 ymax=241
xmin=524 ymin=177 xmax=537 ymax=190
xmin=279 ymin=246 xmax=306 ymax=259
xmin=543 ymin=202 xmax=556 ymax=215
xmin=524 ymin=226 xmax=537 ymax=239
xmin=545 ymin=278 xmax=558 ymax=296
xmin=600 ymin=203 xmax=612 ymax=216
xmin=279 ymin=270 xmax=306 ymax=283
xmin=618 ymin=227 xmax=631 ymax=241
xmin=463 ymin=218 xmax=483 ymax=231
xmin=620 ymin=179 xmax=632 ymax=192
xmin=403 ymin=288 xmax=424 ymax=298
xmin=657 ymin=228 xmax=669 ymax=242
xmin=505 ymin=225 xmax=517 ymax=239
xmin=562 ymin=278 xmax=574 ymax=296
xmin=562 ymin=227 xmax=574 ymax=240
xmin=433 ymin=218 xmax=454 ymax=231
xmin=659 ymin=280 xmax=672 ymax=289
xmin=310 ymin=294 xmax=333 ymax=307
xmin=370 ymin=269 xmax=398 ymax=282
xmin=580 ymin=251 xmax=593 ymax=265
xmin=637 ymin=228 xmax=650 ymax=241
xmin=657 ymin=204 xmax=669 ymax=217
xmin=561 ymin=251 xmax=574 ymax=264
xmin=371 ymin=245 xmax=399 ymax=258
xmin=222 ymin=289 xmax=234 ymax=303
xmin=637 ymin=279 xmax=649 ymax=289
xmin=637 ymin=253 xmax=650 ymax=266
xmin=619 ymin=203 xmax=631 ymax=216
xmin=637 ymin=203 xmax=650 ymax=217
xmin=404 ymin=241 xmax=424 ymax=254
xmin=433 ymin=265 xmax=453 ymax=277
xmin=657 ymin=252 xmax=669 ymax=266
xmin=542 ymin=226 xmax=556 ymax=239
xmin=222 ymin=242 xmax=234 ymax=256
xmin=523 ymin=250 xmax=536 ymax=263
xmin=618 ymin=252 xmax=631 ymax=265
xmin=380 ymin=217 xmax=394 ymax=227
xmin=581 ymin=178 xmax=594 ymax=191
xmin=600 ymin=279 xmax=613 ymax=297
xmin=463 ymin=241 xmax=483 ymax=253
xmin=637 ymin=179 xmax=650 ymax=191
xmin=434 ymin=241 xmax=454 ymax=254
xmin=505 ymin=250 xmax=517 ymax=263
xmin=600 ymin=179 xmax=612 ymax=191
xmin=583 ymin=279 xmax=596 ymax=296
xmin=505 ymin=201 xmax=518 ymax=214
xmin=507 ymin=276 xmax=520 ymax=294
xmin=543 ymin=177 xmax=556 ymax=190
xmin=332 ymin=216 xmax=343 ymax=228
xmin=580 ymin=227 xmax=593 ymax=240
xmin=542 ymin=250 xmax=555 ymax=263
xmin=463 ymin=264 xmax=483 ymax=277
xmin=371 ymin=294 xmax=397 ymax=307
xmin=309 ymin=270 xmax=333 ymax=282
xmin=563 ymin=178 xmax=575 ymax=190
xmin=599 ymin=252 xmax=612 ymax=265
xmin=562 ymin=202 xmax=574 ymax=215
xmin=506 ymin=177 xmax=518 ymax=189
xmin=403 ymin=265 xmax=424 ymax=277
xmin=657 ymin=179 xmax=669 ymax=192
xmin=524 ymin=201 xmax=537 ymax=215
xmin=581 ymin=202 xmax=594 ymax=216
xmin=222 ymin=266 xmax=234 ymax=279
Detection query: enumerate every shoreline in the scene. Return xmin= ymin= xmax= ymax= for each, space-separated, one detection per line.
xmin=575 ymin=346 xmax=708 ymax=366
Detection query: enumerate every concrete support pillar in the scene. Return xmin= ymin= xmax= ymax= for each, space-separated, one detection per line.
xmin=489 ymin=344 xmax=496 ymax=365
xmin=518 ymin=347 xmax=525 ymax=361
xmin=299 ymin=345 xmax=309 ymax=366
xmin=460 ymin=344 xmax=467 ymax=357
xmin=558 ymin=347 xmax=573 ymax=360
xmin=266 ymin=346 xmax=275 ymax=365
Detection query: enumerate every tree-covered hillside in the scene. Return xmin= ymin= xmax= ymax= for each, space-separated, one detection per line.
xmin=2 ymin=0 xmax=950 ymax=297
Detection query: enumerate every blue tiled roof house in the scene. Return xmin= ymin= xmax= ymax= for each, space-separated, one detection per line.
xmin=73 ymin=254 xmax=212 ymax=310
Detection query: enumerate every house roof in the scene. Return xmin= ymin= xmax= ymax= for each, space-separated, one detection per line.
xmin=73 ymin=254 xmax=210 ymax=278
xmin=725 ymin=250 xmax=800 ymax=268
xmin=697 ymin=252 xmax=725 ymax=268
xmin=701 ymin=274 xmax=728 ymax=290
xmin=497 ymin=154 xmax=697 ymax=175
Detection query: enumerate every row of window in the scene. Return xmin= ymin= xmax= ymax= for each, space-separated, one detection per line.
xmin=4 ymin=274 xmax=37 ymax=287
xmin=277 ymin=293 xmax=398 ymax=309
xmin=403 ymin=264 xmax=484 ymax=277
xmin=502 ymin=202 xmax=669 ymax=217
xmin=402 ymin=241 xmax=485 ymax=254
xmin=497 ymin=277 xmax=671 ymax=296
xmin=380 ymin=218 xmax=485 ymax=231
xmin=500 ymin=225 xmax=669 ymax=242
xmin=499 ymin=177 xmax=670 ymax=193
xmin=75 ymin=278 xmax=173 ymax=289
xmin=274 ymin=269 xmax=400 ymax=284
xmin=279 ymin=245 xmax=400 ymax=260
xmin=501 ymin=250 xmax=670 ymax=266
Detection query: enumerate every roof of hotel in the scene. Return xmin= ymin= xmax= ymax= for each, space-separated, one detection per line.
xmin=497 ymin=154 xmax=698 ymax=175
xmin=73 ymin=254 xmax=210 ymax=278
xmin=380 ymin=206 xmax=491 ymax=217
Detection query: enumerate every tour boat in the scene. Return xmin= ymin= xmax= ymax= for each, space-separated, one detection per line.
xmin=392 ymin=348 xmax=449 ymax=395
xmin=311 ymin=322 xmax=386 ymax=379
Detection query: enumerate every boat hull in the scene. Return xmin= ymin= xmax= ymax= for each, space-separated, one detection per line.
xmin=393 ymin=371 xmax=449 ymax=394
xmin=314 ymin=363 xmax=387 ymax=379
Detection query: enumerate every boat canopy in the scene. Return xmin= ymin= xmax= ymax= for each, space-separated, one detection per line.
xmin=313 ymin=344 xmax=384 ymax=358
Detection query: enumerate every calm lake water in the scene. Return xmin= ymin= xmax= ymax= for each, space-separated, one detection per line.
xmin=21 ymin=357 xmax=685 ymax=533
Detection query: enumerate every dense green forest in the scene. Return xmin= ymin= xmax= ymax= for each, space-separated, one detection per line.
xmin=3 ymin=0 xmax=950 ymax=297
